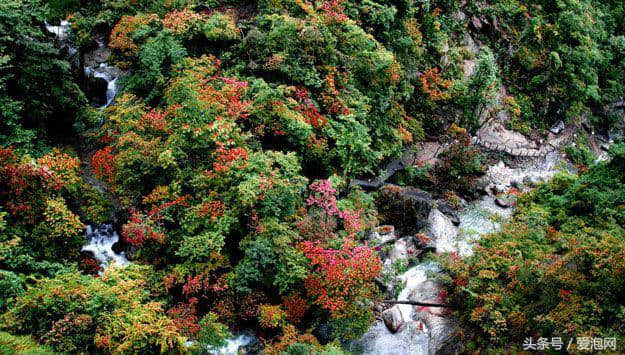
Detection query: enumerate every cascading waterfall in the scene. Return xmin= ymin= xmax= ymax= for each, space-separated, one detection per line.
xmin=216 ymin=334 xmax=256 ymax=355
xmin=81 ymin=224 xmax=128 ymax=273
xmin=85 ymin=63 xmax=120 ymax=109
xmin=46 ymin=23 xmax=126 ymax=271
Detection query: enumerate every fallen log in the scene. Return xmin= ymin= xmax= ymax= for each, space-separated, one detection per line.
xmin=349 ymin=158 xmax=407 ymax=190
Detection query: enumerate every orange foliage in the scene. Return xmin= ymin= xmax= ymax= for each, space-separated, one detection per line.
xmin=281 ymin=294 xmax=308 ymax=323
xmin=419 ymin=67 xmax=451 ymax=101
xmin=110 ymin=14 xmax=160 ymax=58
xmin=162 ymin=8 xmax=204 ymax=35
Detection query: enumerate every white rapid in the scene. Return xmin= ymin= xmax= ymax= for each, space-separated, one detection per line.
xmin=45 ymin=20 xmax=70 ymax=40
xmin=397 ymin=263 xmax=438 ymax=326
xmin=357 ymin=150 xmax=570 ymax=354
xmin=84 ymin=63 xmax=121 ymax=109
xmin=356 ymin=322 xmax=429 ymax=355
xmin=81 ymin=224 xmax=128 ymax=273
xmin=213 ymin=334 xmax=256 ymax=355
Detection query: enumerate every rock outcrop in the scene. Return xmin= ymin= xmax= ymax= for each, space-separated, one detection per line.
xmin=376 ymin=185 xmax=435 ymax=234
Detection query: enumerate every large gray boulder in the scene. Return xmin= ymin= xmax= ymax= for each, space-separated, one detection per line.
xmin=376 ymin=185 xmax=434 ymax=234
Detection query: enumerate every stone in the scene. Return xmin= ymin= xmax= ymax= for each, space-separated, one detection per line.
xmin=453 ymin=11 xmax=467 ymax=21
xmin=549 ymin=120 xmax=566 ymax=135
xmin=409 ymin=280 xmax=443 ymax=314
xmin=491 ymin=184 xmax=506 ymax=195
xmin=382 ymin=306 xmax=405 ymax=333
xmin=474 ymin=176 xmax=491 ymax=195
xmin=522 ymin=175 xmax=544 ymax=187
xmin=238 ymin=336 xmax=263 ymax=355
xmin=424 ymin=315 xmax=459 ymax=355
xmin=476 ymin=121 xmax=539 ymax=153
xmin=369 ymin=225 xmax=397 ymax=246
xmin=377 ymin=225 xmax=395 ymax=235
xmin=312 ymin=323 xmax=334 ymax=345
xmin=462 ymin=59 xmax=476 ymax=79
xmin=352 ymin=321 xmax=429 ymax=355
xmin=409 ymin=278 xmax=460 ymax=355
xmin=84 ymin=45 xmax=111 ymax=68
xmin=471 ymin=16 xmax=483 ymax=29
xmin=377 ymin=185 xmax=434 ymax=234
xmin=83 ymin=75 xmax=108 ymax=106
xmin=582 ymin=119 xmax=591 ymax=132
xmin=384 ymin=237 xmax=418 ymax=267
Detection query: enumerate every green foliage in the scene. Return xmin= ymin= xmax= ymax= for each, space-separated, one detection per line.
xmin=125 ymin=31 xmax=187 ymax=100
xmin=0 ymin=331 xmax=55 ymax=355
xmin=434 ymin=124 xmax=485 ymax=195
xmin=7 ymin=0 xmax=625 ymax=352
xmin=456 ymin=47 xmax=498 ymax=131
xmin=233 ymin=219 xmax=308 ymax=294
xmin=195 ymin=313 xmax=231 ymax=351
xmin=0 ymin=148 xmax=90 ymax=278
xmin=0 ymin=271 xmax=23 ymax=313
xmin=565 ymin=143 xmax=596 ymax=167
xmin=467 ymin=0 xmax=625 ymax=129
xmin=0 ymin=0 xmax=84 ymax=147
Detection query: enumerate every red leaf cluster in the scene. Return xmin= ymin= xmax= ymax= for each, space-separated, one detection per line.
xmin=299 ymin=240 xmax=382 ymax=317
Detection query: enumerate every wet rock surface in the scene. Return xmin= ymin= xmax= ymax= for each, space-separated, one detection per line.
xmin=495 ymin=196 xmax=512 ymax=208
xmin=83 ymin=63 xmax=123 ymax=108
xmin=352 ymin=321 xmax=429 ymax=355
xmin=383 ymin=237 xmax=419 ymax=270
xmin=377 ymin=185 xmax=434 ymax=234
xmin=369 ymin=225 xmax=398 ymax=246
xmin=84 ymin=76 xmax=109 ymax=106
xmin=550 ymin=120 xmax=566 ymax=135
xmin=84 ymin=42 xmax=112 ymax=67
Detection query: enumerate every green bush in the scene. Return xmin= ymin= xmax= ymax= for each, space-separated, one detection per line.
xmin=2 ymin=266 xmax=188 ymax=353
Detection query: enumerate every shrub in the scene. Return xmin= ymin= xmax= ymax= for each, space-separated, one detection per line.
xmin=434 ymin=124 xmax=485 ymax=196
xmin=2 ymin=266 xmax=186 ymax=353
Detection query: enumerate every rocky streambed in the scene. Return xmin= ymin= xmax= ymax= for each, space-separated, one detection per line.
xmin=352 ymin=149 xmax=575 ymax=355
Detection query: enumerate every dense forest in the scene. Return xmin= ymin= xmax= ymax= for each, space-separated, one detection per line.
xmin=1 ymin=0 xmax=624 ymax=353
